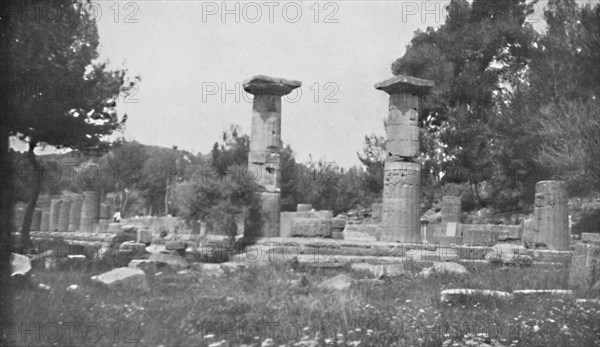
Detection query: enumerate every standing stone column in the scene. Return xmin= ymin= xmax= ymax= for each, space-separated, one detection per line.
xmin=80 ymin=191 xmax=100 ymax=233
xmin=68 ymin=194 xmax=83 ymax=232
xmin=40 ymin=206 xmax=50 ymax=231
xmin=49 ymin=199 xmax=62 ymax=232
xmin=243 ymin=75 xmax=301 ymax=237
xmin=31 ymin=208 xmax=42 ymax=231
xmin=57 ymin=196 xmax=72 ymax=233
xmin=534 ymin=180 xmax=569 ymax=250
xmin=375 ymin=75 xmax=434 ymax=242
xmin=441 ymin=196 xmax=462 ymax=227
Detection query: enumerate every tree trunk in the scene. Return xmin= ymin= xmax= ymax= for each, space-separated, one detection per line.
xmin=20 ymin=142 xmax=40 ymax=250
xmin=0 ymin=129 xmax=15 ymax=339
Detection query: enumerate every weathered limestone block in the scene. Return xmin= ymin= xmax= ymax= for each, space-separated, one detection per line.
xmin=440 ymin=289 xmax=513 ymax=302
xmin=128 ymin=259 xmax=157 ymax=272
xmin=343 ymin=224 xmax=379 ymax=241
xmin=568 ymin=243 xmax=600 ymax=290
xmin=149 ymin=253 xmax=190 ymax=270
xmin=291 ymin=218 xmax=332 ymax=237
xmin=513 ymin=289 xmax=573 ymax=298
xmin=532 ymin=249 xmax=573 ymax=264
xmin=432 ymin=262 xmax=469 ymax=275
xmin=49 ymin=199 xmax=62 ymax=231
xmin=165 ymin=241 xmax=186 ymax=251
xmin=350 ymin=263 xmax=405 ymax=278
xmin=441 ymin=196 xmax=461 ymax=226
xmin=534 ymin=181 xmax=569 ymax=250
xmin=297 ymin=204 xmax=312 ymax=212
xmin=91 ymin=267 xmax=149 ymax=292
xmin=461 ymin=225 xmax=499 ymax=245
xmin=137 ymin=228 xmax=152 ymax=244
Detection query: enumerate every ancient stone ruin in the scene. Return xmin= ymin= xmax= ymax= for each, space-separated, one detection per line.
xmin=243 ymin=75 xmax=301 ymax=237
xmin=374 ymin=75 xmax=434 ymax=242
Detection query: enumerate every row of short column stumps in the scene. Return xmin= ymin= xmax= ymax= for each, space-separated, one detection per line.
xmin=27 ymin=191 xmax=112 ymax=233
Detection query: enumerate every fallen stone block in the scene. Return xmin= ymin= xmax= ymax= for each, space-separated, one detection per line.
xmin=512 ymin=289 xmax=574 ymax=298
xmin=582 ymin=233 xmax=600 ymax=244
xmin=319 ymin=274 xmax=354 ymax=291
xmin=350 ymin=263 xmax=405 ymax=278
xmin=568 ymin=242 xmax=600 ymax=290
xmin=137 ymin=228 xmax=152 ymax=244
xmin=440 ymin=289 xmax=513 ymax=302
xmin=166 ymin=241 xmax=187 ymax=253
xmin=190 ymin=263 xmax=225 ymax=276
xmin=461 ymin=225 xmax=499 ymax=245
xmin=432 ymin=262 xmax=469 ymax=275
xmin=91 ymin=267 xmax=149 ymax=292
xmin=291 ymin=218 xmax=332 ymax=238
xmin=149 ymin=253 xmax=190 ymax=270
xmin=297 ymin=204 xmax=312 ymax=212
xmin=128 ymin=259 xmax=157 ymax=272
xmin=343 ymin=224 xmax=379 ymax=241
xmin=532 ymin=249 xmax=573 ymax=264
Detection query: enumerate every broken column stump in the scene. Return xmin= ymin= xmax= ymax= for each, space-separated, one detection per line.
xmin=533 ymin=180 xmax=570 ymax=250
xmin=441 ymin=196 xmax=461 ymax=228
xmin=80 ymin=191 xmax=100 ymax=233
xmin=68 ymin=194 xmax=83 ymax=232
xmin=57 ymin=196 xmax=72 ymax=233
xmin=49 ymin=199 xmax=62 ymax=232
xmin=375 ymin=75 xmax=434 ymax=242
xmin=243 ymin=75 xmax=301 ymax=237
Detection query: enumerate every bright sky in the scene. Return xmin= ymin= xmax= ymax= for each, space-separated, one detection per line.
xmin=13 ymin=0 xmax=560 ymax=168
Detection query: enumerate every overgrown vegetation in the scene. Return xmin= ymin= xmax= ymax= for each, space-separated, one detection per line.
xmin=10 ymin=262 xmax=600 ymax=347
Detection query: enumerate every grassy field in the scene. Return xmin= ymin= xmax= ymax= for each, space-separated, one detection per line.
xmin=7 ymin=260 xmax=600 ymax=347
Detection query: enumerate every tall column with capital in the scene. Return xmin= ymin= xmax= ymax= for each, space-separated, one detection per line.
xmin=243 ymin=75 xmax=301 ymax=237
xmin=375 ymin=75 xmax=434 ymax=242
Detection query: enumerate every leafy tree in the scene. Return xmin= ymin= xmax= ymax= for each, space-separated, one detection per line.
xmin=358 ymin=134 xmax=385 ymax=197
xmin=392 ymin=0 xmax=538 ymax=210
xmin=2 ymin=0 xmax=137 ymax=248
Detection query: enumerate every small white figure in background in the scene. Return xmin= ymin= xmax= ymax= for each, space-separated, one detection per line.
xmin=113 ymin=211 xmax=121 ymax=223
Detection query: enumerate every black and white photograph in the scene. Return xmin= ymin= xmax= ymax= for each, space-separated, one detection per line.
xmin=1 ymin=0 xmax=599 ymax=346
